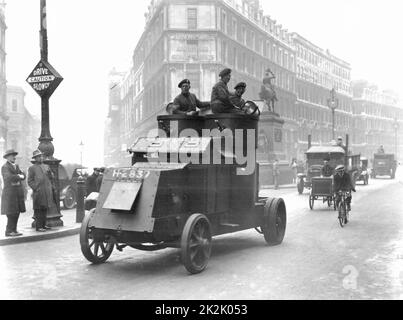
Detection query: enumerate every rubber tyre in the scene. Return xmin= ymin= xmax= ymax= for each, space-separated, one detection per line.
xmin=63 ymin=187 xmax=76 ymax=209
xmin=262 ymin=198 xmax=287 ymax=246
xmin=181 ymin=214 xmax=212 ymax=275
xmin=80 ymin=209 xmax=114 ymax=264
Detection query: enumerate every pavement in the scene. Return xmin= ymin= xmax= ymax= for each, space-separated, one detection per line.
xmin=0 ymin=202 xmax=81 ymax=246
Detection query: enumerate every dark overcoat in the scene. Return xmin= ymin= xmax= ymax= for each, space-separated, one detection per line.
xmin=1 ymin=162 xmax=26 ymax=216
xmin=172 ymin=93 xmax=209 ymax=114
xmin=28 ymin=163 xmax=56 ymax=210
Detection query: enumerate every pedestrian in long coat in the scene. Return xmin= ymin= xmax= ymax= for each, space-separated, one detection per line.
xmin=1 ymin=149 xmax=26 ymax=237
xmin=28 ymin=150 xmax=55 ymax=232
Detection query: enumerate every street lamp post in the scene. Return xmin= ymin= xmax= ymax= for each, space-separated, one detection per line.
xmin=79 ymin=141 xmax=84 ymax=168
xmin=327 ymin=88 xmax=339 ymax=140
xmin=26 ymin=0 xmax=64 ymax=227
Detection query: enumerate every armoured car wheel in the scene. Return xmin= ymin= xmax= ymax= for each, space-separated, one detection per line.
xmin=309 ymin=196 xmax=314 ymax=210
xmin=63 ymin=187 xmax=76 ymax=209
xmin=181 ymin=214 xmax=212 ymax=274
xmin=261 ymin=198 xmax=287 ymax=246
xmin=80 ymin=209 xmax=114 ymax=264
xmin=297 ymin=180 xmax=304 ymax=194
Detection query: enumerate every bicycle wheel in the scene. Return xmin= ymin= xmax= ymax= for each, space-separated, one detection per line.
xmin=338 ymin=203 xmax=346 ymax=228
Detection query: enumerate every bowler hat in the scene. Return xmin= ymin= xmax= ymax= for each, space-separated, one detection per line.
xmin=32 ymin=149 xmax=44 ymax=159
xmin=3 ymin=149 xmax=18 ymax=159
xmin=234 ymin=82 xmax=246 ymax=90
xmin=178 ymin=79 xmax=190 ymax=88
xmin=219 ymin=68 xmax=232 ymax=78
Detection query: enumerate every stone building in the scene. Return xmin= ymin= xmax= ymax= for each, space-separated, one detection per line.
xmin=0 ymin=1 xmax=7 ymax=147
xmin=6 ymin=85 xmax=40 ymax=170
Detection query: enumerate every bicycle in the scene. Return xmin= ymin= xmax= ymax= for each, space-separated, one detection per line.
xmin=335 ymin=190 xmax=351 ymax=228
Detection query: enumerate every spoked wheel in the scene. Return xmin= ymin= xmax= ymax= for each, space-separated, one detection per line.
xmin=338 ymin=204 xmax=347 ymax=228
xmin=181 ymin=214 xmax=212 ymax=274
xmin=63 ymin=187 xmax=76 ymax=209
xmin=80 ymin=209 xmax=114 ymax=264
xmin=261 ymin=198 xmax=287 ymax=246
xmin=309 ymin=195 xmax=314 ymax=210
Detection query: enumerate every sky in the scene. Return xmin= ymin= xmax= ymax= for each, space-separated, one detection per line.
xmin=5 ymin=0 xmax=403 ymax=167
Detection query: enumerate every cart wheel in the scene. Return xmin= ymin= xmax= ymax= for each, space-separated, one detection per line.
xmin=181 ymin=214 xmax=212 ymax=274
xmin=261 ymin=198 xmax=287 ymax=246
xmin=297 ymin=180 xmax=304 ymax=194
xmin=80 ymin=209 xmax=114 ymax=264
xmin=309 ymin=195 xmax=314 ymax=210
xmin=63 ymin=187 xmax=76 ymax=209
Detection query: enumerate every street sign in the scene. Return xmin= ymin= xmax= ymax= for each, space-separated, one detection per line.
xmin=26 ymin=60 xmax=63 ymax=98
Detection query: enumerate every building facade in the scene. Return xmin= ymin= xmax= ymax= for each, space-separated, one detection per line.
xmin=292 ymin=33 xmax=353 ymax=160
xmin=104 ymin=69 xmax=126 ymax=167
xmin=351 ymin=80 xmax=403 ymax=160
xmin=6 ymin=85 xmax=40 ymax=170
xmin=0 ymin=1 xmax=7 ymax=148
xmin=105 ymin=0 xmax=403 ymax=165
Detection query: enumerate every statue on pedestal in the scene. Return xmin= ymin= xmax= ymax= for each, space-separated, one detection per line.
xmin=259 ymin=68 xmax=278 ymax=113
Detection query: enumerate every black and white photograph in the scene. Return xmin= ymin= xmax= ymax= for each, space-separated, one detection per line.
xmin=0 ymin=0 xmax=402 ymax=302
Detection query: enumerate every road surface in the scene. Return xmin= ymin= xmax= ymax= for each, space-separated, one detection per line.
xmin=1 ymin=171 xmax=403 ymax=300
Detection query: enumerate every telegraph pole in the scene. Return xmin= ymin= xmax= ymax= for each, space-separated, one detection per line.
xmin=26 ymin=0 xmax=64 ymax=227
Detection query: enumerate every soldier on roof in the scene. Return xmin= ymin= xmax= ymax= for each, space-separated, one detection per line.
xmin=172 ymin=79 xmax=210 ymax=115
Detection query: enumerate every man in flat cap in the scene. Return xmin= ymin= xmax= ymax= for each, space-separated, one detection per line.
xmin=28 ymin=150 xmax=56 ymax=232
xmin=86 ymin=167 xmax=101 ymax=196
xmin=211 ymin=68 xmax=242 ymax=113
xmin=172 ymin=79 xmax=210 ymax=115
xmin=1 ymin=149 xmax=26 ymax=237
xmin=230 ymin=82 xmax=247 ymax=109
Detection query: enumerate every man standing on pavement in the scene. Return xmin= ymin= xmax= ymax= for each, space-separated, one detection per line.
xmin=86 ymin=167 xmax=101 ymax=196
xmin=1 ymin=149 xmax=26 ymax=237
xmin=28 ymin=150 xmax=55 ymax=232
xmin=273 ymin=159 xmax=280 ymax=190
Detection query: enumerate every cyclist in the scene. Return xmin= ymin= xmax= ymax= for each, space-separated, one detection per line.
xmin=333 ymin=165 xmax=356 ymax=211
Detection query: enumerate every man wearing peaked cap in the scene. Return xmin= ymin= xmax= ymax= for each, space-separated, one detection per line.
xmin=1 ymin=149 xmax=26 ymax=237
xmin=230 ymin=82 xmax=247 ymax=109
xmin=211 ymin=68 xmax=243 ymax=114
xmin=171 ymin=79 xmax=210 ymax=115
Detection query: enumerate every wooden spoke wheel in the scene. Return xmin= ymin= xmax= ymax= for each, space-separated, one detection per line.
xmin=80 ymin=209 xmax=114 ymax=264
xmin=309 ymin=196 xmax=314 ymax=210
xmin=181 ymin=214 xmax=212 ymax=274
xmin=63 ymin=187 xmax=76 ymax=209
xmin=261 ymin=198 xmax=287 ymax=246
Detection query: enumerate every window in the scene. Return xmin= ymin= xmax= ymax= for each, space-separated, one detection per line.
xmin=187 ymin=8 xmax=197 ymax=29
xmin=12 ymin=99 xmax=17 ymax=112
xmin=221 ymin=41 xmax=227 ymax=63
xmin=221 ymin=11 xmax=227 ymax=33
xmin=231 ymin=18 xmax=237 ymax=39
xmin=187 ymin=40 xmax=198 ymax=60
xmin=187 ymin=72 xmax=200 ymax=96
xmin=241 ymin=25 xmax=246 ymax=45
